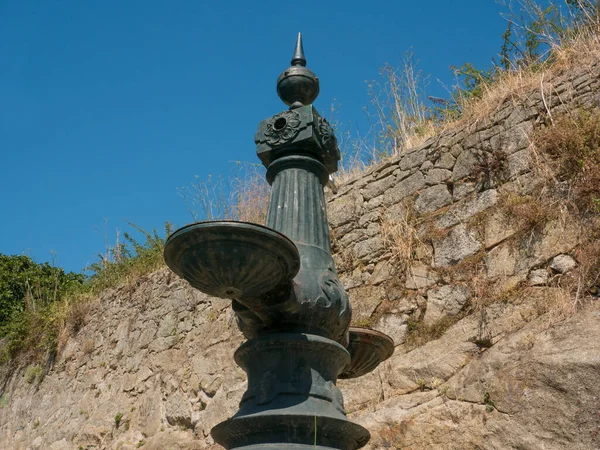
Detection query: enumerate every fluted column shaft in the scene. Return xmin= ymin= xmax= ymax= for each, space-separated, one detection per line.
xmin=265 ymin=155 xmax=331 ymax=252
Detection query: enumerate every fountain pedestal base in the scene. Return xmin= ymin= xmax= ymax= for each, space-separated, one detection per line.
xmin=211 ymin=333 xmax=370 ymax=450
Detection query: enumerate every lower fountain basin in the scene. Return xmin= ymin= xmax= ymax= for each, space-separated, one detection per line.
xmin=339 ymin=327 xmax=394 ymax=379
xmin=164 ymin=221 xmax=300 ymax=299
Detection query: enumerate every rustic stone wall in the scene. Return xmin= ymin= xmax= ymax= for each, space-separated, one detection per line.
xmin=2 ymin=61 xmax=600 ymax=450
xmin=328 ymin=61 xmax=600 ymax=348
xmin=0 ymin=269 xmax=246 ymax=450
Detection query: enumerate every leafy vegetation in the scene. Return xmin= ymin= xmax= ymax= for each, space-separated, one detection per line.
xmin=0 ymin=254 xmax=83 ymax=328
xmin=0 ymin=222 xmax=172 ymax=365
xmin=23 ymin=364 xmax=43 ymax=384
xmin=86 ymin=222 xmax=173 ymax=294
xmin=114 ymin=411 xmax=123 ymax=429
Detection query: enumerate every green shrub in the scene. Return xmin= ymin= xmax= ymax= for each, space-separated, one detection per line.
xmin=24 ymin=364 xmax=43 ymax=384
xmin=0 ymin=222 xmax=172 ymax=363
xmin=0 ymin=254 xmax=83 ymax=329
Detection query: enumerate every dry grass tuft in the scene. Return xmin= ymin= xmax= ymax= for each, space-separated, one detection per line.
xmin=454 ymin=0 xmax=600 ymax=125
xmin=180 ymin=162 xmax=269 ymax=224
xmin=457 ymin=69 xmax=542 ymax=125
xmin=404 ymin=315 xmax=461 ymax=350
xmin=373 ymin=422 xmax=410 ymax=448
xmin=541 ymin=239 xmax=600 ymax=323
xmin=379 ymin=205 xmax=421 ymax=272
xmin=230 ymin=164 xmax=270 ymax=224
xmin=501 ymin=192 xmax=558 ymax=235
xmin=533 ymin=110 xmax=600 ymax=214
xmin=369 ymin=54 xmax=437 ymax=156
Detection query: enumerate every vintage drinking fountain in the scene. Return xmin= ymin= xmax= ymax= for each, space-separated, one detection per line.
xmin=164 ymin=34 xmax=394 ymax=449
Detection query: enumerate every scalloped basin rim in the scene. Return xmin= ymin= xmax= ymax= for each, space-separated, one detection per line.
xmin=165 ymin=220 xmax=297 ymax=245
xmin=163 ymin=221 xmax=301 ymax=299
xmin=339 ymin=327 xmax=395 ymax=379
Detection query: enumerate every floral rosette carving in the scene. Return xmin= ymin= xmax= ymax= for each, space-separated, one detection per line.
xmin=317 ymin=116 xmax=338 ymax=158
xmin=264 ymin=110 xmax=301 ymax=146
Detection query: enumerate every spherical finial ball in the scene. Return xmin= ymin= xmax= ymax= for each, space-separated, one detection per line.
xmin=277 ymin=66 xmax=320 ymax=107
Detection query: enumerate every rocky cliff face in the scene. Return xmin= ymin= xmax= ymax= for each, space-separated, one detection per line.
xmin=2 ymin=62 xmax=600 ymax=450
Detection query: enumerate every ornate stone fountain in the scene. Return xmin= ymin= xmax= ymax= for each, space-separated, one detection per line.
xmin=164 ymin=34 xmax=394 ymax=450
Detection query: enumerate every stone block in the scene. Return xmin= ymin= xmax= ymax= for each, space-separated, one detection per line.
xmin=339 ymin=230 xmax=366 ymax=248
xmin=513 ymin=219 xmax=581 ymax=275
xmin=375 ymin=163 xmax=400 ymax=180
xmin=354 ymin=237 xmax=385 ymax=262
xmin=452 ymin=150 xmax=480 ymax=181
xmin=165 ymin=391 xmax=193 ymax=428
xmin=393 ymin=169 xmax=411 ymax=180
xmin=452 ymin=181 xmax=476 ymax=200
xmin=462 ymin=131 xmax=481 ymax=149
xmin=375 ymin=314 xmax=408 ymax=345
xmin=370 ymin=260 xmax=393 ymax=286
xmin=550 ymin=254 xmax=577 ymax=273
xmin=573 ymin=73 xmax=592 ymax=88
xmin=365 ymin=195 xmax=384 ymax=209
xmin=423 ymin=284 xmax=469 ymax=326
xmin=157 ymin=314 xmax=178 ymax=338
xmin=383 ymin=202 xmax=409 ymax=223
xmin=507 ymin=149 xmax=531 ymax=177
xmin=436 ymin=189 xmax=498 ymax=229
xmin=358 ymin=209 xmax=381 ymax=227
xmin=484 ymin=210 xmax=517 ymax=248
xmin=348 ymin=285 xmax=386 ymax=322
xmin=486 ymin=242 xmax=517 ymax=278
xmin=405 ymin=263 xmax=440 ymax=290
xmin=434 ymin=152 xmax=456 ymax=170
xmin=414 ymin=184 xmax=453 ymax=215
xmin=328 ymin=193 xmax=358 ymax=227
xmin=425 ymin=168 xmax=452 ymax=185
xmin=479 ymin=125 xmax=501 ymax=141
xmin=450 ymin=143 xmax=463 ymax=156
xmin=361 ymin=175 xmax=396 ymax=201
xmin=340 ymin=274 xmax=362 ymax=290
xmin=529 ymin=268 xmax=549 ymax=286
xmin=433 ymin=224 xmax=482 ymax=267
xmin=366 ymin=222 xmax=380 ymax=236
xmin=499 ymin=172 xmax=545 ymax=196
xmin=420 ymin=160 xmax=434 ymax=170
xmin=399 ymin=148 xmax=427 ymax=170
xmin=384 ymin=171 xmax=425 ymax=206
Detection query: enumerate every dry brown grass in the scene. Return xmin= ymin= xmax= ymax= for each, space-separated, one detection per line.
xmin=379 ymin=205 xmax=422 ymax=272
xmin=539 ymin=239 xmax=600 ymax=324
xmin=82 ymin=339 xmax=95 ymax=355
xmin=180 ymin=162 xmax=269 ymax=224
xmin=471 ymin=107 xmax=600 ymax=325
xmin=331 ymin=152 xmax=370 ymax=186
xmin=230 ymin=164 xmax=270 ymax=224
xmin=501 ymin=192 xmax=558 ymax=235
xmin=404 ymin=315 xmax=461 ymax=350
xmin=453 ymin=0 xmax=600 ymax=125
xmin=533 ymin=110 xmax=600 ymax=214
xmin=331 ymin=3 xmax=600 ymax=188
xmin=369 ymin=54 xmax=438 ymax=156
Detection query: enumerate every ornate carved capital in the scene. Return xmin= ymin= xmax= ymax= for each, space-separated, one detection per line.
xmin=263 ymin=110 xmax=301 ymax=146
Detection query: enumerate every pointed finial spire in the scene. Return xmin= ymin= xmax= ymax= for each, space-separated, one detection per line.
xmin=291 ymin=32 xmax=306 ymax=67
xmin=277 ymin=33 xmax=319 ymax=107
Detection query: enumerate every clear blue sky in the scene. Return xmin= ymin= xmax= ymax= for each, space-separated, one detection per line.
xmin=0 ymin=0 xmax=510 ymax=273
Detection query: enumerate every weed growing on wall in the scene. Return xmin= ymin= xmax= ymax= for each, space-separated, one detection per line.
xmin=179 ymin=161 xmax=269 ymax=224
